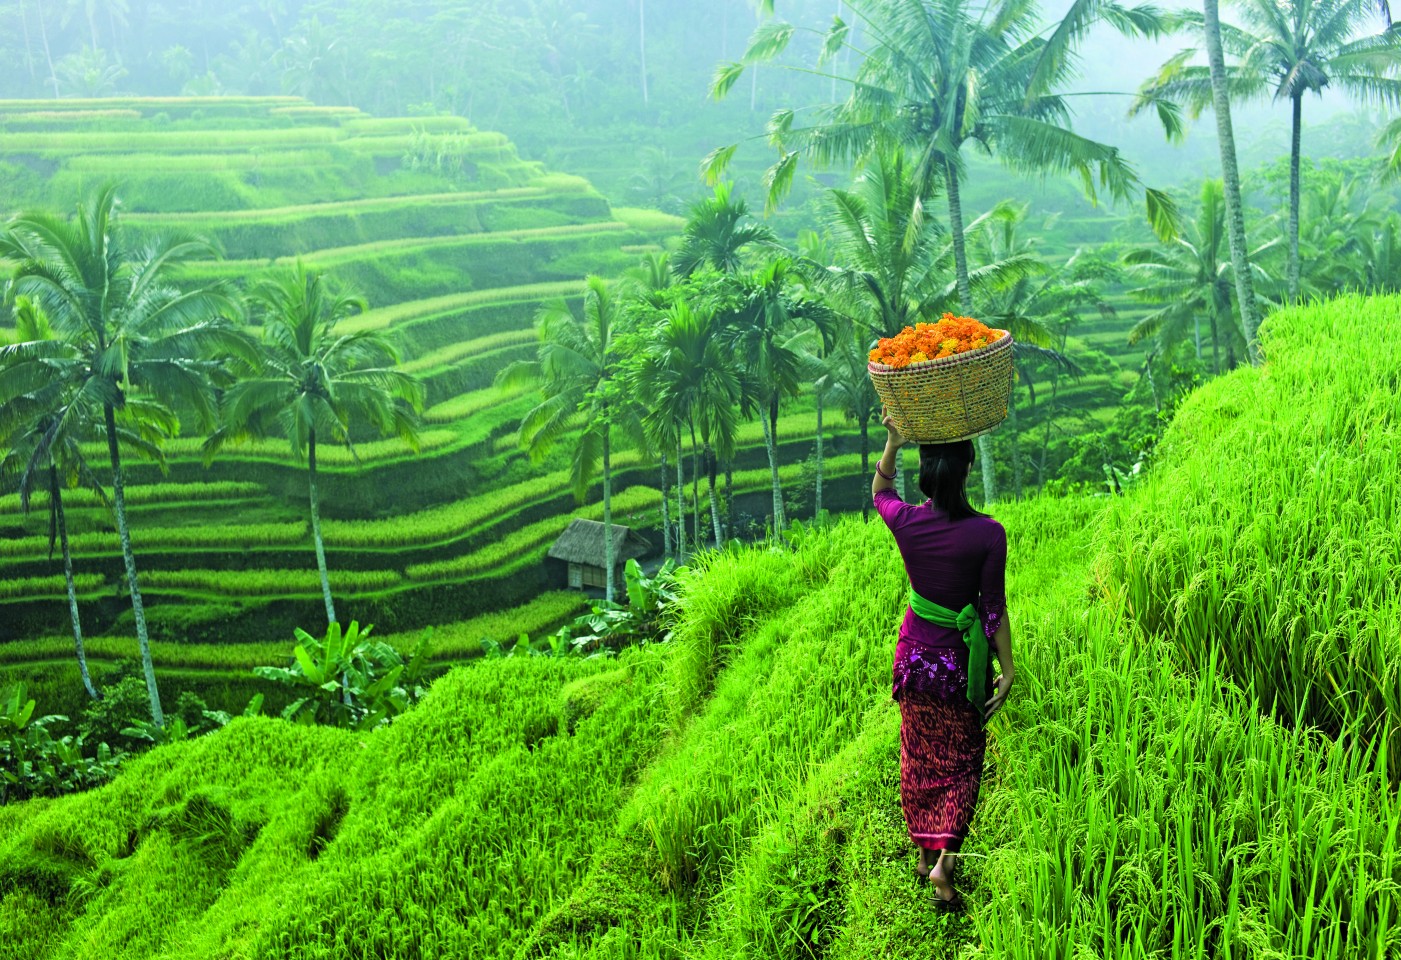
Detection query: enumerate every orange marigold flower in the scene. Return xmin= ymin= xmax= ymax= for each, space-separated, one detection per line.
xmin=868 ymin=315 xmax=1001 ymax=368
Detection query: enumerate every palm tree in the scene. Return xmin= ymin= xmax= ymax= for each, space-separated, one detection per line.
xmin=823 ymin=318 xmax=883 ymax=518
xmin=1123 ymin=179 xmax=1259 ymax=374
xmin=0 ymin=298 xmax=162 ymax=702
xmin=717 ymin=257 xmax=832 ymax=533
xmin=207 ymin=263 xmax=422 ymax=625
xmin=673 ymin=182 xmax=776 ymax=278
xmin=633 ymin=299 xmax=744 ymax=548
xmin=1138 ymin=0 xmax=1401 ymax=306
xmin=1201 ymin=0 xmax=1264 ymax=363
xmin=712 ymin=0 xmax=1169 ymax=501
xmin=968 ymin=206 xmax=1091 ymax=498
xmin=497 ymin=276 xmax=629 ymax=602
xmin=1 ymin=186 xmax=243 ymax=728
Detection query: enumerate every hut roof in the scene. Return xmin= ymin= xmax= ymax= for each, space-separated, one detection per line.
xmin=548 ymin=519 xmax=651 ymax=566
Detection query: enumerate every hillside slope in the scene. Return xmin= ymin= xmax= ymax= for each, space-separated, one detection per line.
xmin=1 ymin=300 xmax=1398 ymax=957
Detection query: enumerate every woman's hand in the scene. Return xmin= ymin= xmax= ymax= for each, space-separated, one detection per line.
xmin=880 ymin=406 xmax=908 ymax=449
xmin=983 ymin=670 xmax=1014 ymax=721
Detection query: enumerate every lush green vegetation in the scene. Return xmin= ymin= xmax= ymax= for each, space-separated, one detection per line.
xmin=3 ymin=2 xmax=1401 ymax=952
xmin=1 ymin=294 xmax=1397 ymax=956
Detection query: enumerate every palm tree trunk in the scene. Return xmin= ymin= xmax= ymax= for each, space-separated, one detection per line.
xmin=308 ymin=430 xmax=337 ymax=627
xmin=603 ymin=422 xmax=615 ymax=605
xmin=104 ymin=404 xmax=163 ymax=727
xmin=814 ymin=389 xmax=824 ymax=516
xmin=86 ymin=4 xmax=100 ymax=52
xmin=860 ymin=416 xmax=871 ymax=520
xmin=946 ymin=158 xmax=974 ymax=314
xmin=18 ymin=0 xmax=37 ymax=85
xmin=660 ymin=449 xmax=673 ymax=559
xmin=706 ymin=444 xmax=722 ymax=546
xmin=51 ymin=468 xmax=98 ymax=701
xmin=639 ymin=0 xmax=649 ymax=106
xmin=1009 ymin=386 xmax=1023 ymax=500
xmin=676 ymin=439 xmax=686 ymax=558
xmin=36 ymin=3 xmax=59 ymax=98
xmin=1038 ymin=380 xmax=1057 ymax=486
xmin=1203 ymin=0 xmax=1262 ymax=363
xmin=945 ymin=157 xmax=998 ymax=504
xmin=1287 ymin=93 xmax=1302 ymax=305
xmin=760 ymin=401 xmax=786 ymax=532
xmin=724 ymin=461 xmax=734 ymax=539
xmin=689 ymin=422 xmax=702 ymax=550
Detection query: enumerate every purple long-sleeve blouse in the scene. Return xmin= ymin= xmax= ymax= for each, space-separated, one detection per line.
xmin=874 ymin=488 xmax=1006 ymax=704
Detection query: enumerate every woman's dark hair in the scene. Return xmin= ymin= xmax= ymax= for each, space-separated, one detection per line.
xmin=918 ymin=440 xmax=988 ymax=520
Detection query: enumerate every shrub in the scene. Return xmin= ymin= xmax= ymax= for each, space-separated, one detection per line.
xmin=253 ymin=621 xmax=429 ymax=730
xmin=1 ymin=683 xmax=123 ymax=804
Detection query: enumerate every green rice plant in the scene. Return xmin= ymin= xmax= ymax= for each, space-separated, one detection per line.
xmin=423 ymin=384 xmax=528 ymax=424
xmin=403 ymin=486 xmax=663 ymax=582
xmin=0 ymin=573 xmax=104 ymax=600
xmin=179 ymin=221 xmax=630 ymax=280
xmin=0 ymin=481 xmax=263 ymax=513
xmin=0 ymin=96 xmax=307 ymax=113
xmin=64 ymin=149 xmax=338 ymax=173
xmin=1094 ymin=293 xmax=1401 ymax=769
xmin=390 ymin=592 xmax=590 ymax=659
xmin=340 ymin=280 xmax=585 ymax=334
xmin=140 ymin=566 xmax=402 ymax=598
xmin=121 ymin=187 xmax=552 ymax=226
xmin=610 ymin=206 xmax=688 ymax=232
xmin=400 ymin=330 xmax=536 ymax=374
xmin=2 ymin=127 xmax=341 ymax=153
xmin=341 ymin=116 xmax=474 ymax=135
xmin=147 ymin=428 xmax=454 ymax=468
xmin=269 ymin=106 xmax=366 ymax=119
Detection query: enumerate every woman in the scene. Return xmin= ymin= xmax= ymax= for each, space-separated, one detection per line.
xmin=872 ymin=408 xmax=1015 ymax=911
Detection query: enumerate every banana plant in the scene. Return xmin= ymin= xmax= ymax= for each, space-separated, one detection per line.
xmin=255 ymin=621 xmax=428 ymax=731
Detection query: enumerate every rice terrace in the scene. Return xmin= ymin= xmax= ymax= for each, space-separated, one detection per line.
xmin=0 ymin=1 xmax=1398 ymax=958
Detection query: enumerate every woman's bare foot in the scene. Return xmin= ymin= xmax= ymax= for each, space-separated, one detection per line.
xmin=915 ymin=848 xmax=935 ymax=880
xmin=930 ymin=853 xmax=961 ymax=906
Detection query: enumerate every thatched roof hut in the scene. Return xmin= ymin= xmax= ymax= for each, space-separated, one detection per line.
xmin=548 ymin=519 xmax=652 ymax=590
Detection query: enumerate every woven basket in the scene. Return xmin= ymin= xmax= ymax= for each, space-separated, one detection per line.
xmin=867 ymin=330 xmax=1014 ymax=443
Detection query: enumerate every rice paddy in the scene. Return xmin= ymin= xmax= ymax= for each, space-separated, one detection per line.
xmin=3 ymin=293 xmax=1396 ymax=954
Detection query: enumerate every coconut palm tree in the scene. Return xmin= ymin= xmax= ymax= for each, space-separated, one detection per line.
xmin=206 ymin=263 xmax=422 ymax=626
xmin=0 ymin=298 xmax=165 ymax=702
xmin=636 ymin=299 xmax=744 ymax=547
xmin=673 ymin=182 xmax=776 ymax=278
xmin=1 ymin=186 xmax=243 ymax=728
xmin=711 ymin=0 xmax=1170 ymax=501
xmin=716 ymin=256 xmax=833 ymax=533
xmin=1123 ymin=179 xmax=1260 ymax=375
xmin=968 ymin=207 xmax=1092 ymax=498
xmin=1137 ymin=0 xmax=1401 ymax=305
xmin=498 ymin=276 xmax=630 ymax=602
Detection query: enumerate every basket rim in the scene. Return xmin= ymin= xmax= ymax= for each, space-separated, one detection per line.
xmin=867 ymin=328 xmax=1012 ymax=374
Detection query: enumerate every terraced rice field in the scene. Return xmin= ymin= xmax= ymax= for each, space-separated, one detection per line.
xmin=0 ymin=97 xmax=1148 ymax=717
xmin=0 ymin=97 xmax=894 ymax=712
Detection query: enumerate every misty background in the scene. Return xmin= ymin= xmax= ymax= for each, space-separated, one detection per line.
xmin=1 ymin=0 xmax=1393 ymax=225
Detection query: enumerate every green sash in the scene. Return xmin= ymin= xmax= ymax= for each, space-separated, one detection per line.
xmin=907 ymin=588 xmax=988 ymax=709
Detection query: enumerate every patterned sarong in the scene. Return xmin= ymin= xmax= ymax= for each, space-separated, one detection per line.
xmin=898 ymin=691 xmax=986 ymax=852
